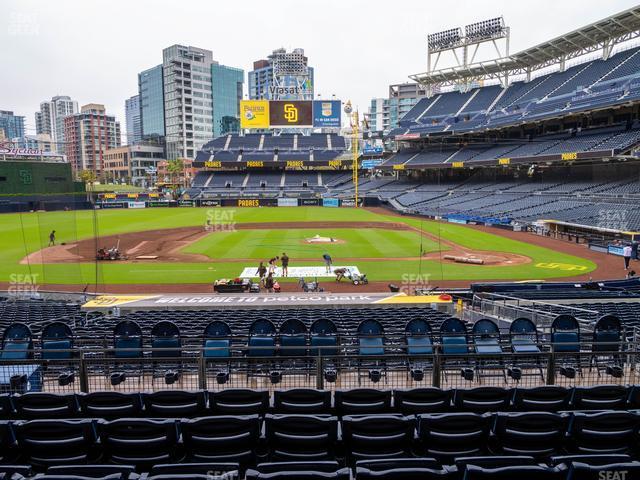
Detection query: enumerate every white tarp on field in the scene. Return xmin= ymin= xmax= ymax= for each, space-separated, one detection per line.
xmin=239 ymin=266 xmax=361 ymax=278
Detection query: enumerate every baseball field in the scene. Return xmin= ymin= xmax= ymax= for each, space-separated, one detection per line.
xmin=0 ymin=206 xmax=609 ymax=292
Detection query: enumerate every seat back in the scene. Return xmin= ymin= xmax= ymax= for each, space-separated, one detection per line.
xmin=418 ymin=412 xmax=491 ymax=459
xmin=439 ymin=318 xmax=468 ymax=355
xmin=310 ymin=319 xmax=338 ymax=357
xmin=453 ymin=387 xmax=511 ymax=412
xmin=358 ymin=320 xmax=384 ymax=356
xmin=342 ymin=415 xmax=415 ymax=462
xmin=142 ymin=390 xmax=207 ymax=417
xmin=551 ymin=315 xmax=580 ymax=353
xmin=273 ymin=389 xmax=332 ymax=414
xmin=99 ymin=418 xmax=179 ymax=468
xmin=509 ymin=318 xmax=539 ymax=352
xmin=592 ymin=315 xmax=622 ymax=353
xmin=1 ymin=323 xmax=33 ymax=360
xmin=77 ymin=392 xmax=143 ymax=419
xmin=512 ymin=386 xmax=570 ymax=411
xmin=405 ymin=319 xmax=433 ymax=355
xmin=493 ymin=412 xmax=569 ymax=457
xmin=113 ymin=321 xmax=143 ymax=359
xmin=335 ymin=389 xmax=391 ymax=416
xmin=569 ymin=411 xmax=640 ymax=455
xmin=248 ymin=319 xmax=276 ymax=357
xmin=572 ymin=385 xmax=631 ymax=410
xmin=41 ymin=322 xmax=73 ymax=360
xmin=182 ymin=415 xmax=260 ymax=465
xmin=209 ymin=389 xmax=270 ymax=415
xmin=151 ymin=321 xmax=181 ymax=359
xmin=279 ymin=319 xmax=307 ymax=357
xmin=13 ymin=392 xmax=79 ymax=419
xmin=265 ymin=414 xmax=338 ymax=460
xmin=394 ymin=388 xmax=453 ymax=415
xmin=472 ymin=319 xmax=501 ymax=352
xmin=203 ymin=321 xmax=232 ymax=358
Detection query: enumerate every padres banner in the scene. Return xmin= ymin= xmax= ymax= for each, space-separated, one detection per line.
xmin=240 ymin=100 xmax=270 ymax=129
xmin=269 ymin=101 xmax=313 ymax=127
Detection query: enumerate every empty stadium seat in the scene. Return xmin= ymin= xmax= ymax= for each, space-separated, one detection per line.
xmin=12 ymin=393 xmax=79 ymax=419
xmin=208 ymin=389 xmax=269 ymax=415
xmin=492 ymin=412 xmax=569 ymax=457
xmin=568 ymin=411 xmax=640 ymax=455
xmin=142 ymin=390 xmax=207 ymax=417
xmin=181 ymin=415 xmax=260 ymax=465
xmin=418 ymin=413 xmax=492 ymax=459
xmin=40 ymin=323 xmax=73 ymax=361
xmin=511 ymin=386 xmax=571 ymax=411
xmin=342 ymin=415 xmax=415 ymax=462
xmin=394 ymin=388 xmax=453 ymax=414
xmin=264 ymin=414 xmax=338 ymax=460
xmin=98 ymin=418 xmax=179 ymax=467
xmin=273 ymin=389 xmax=331 ymax=414
xmin=462 ymin=464 xmax=566 ymax=479
xmin=1 ymin=323 xmax=33 ymax=360
xmin=335 ymin=389 xmax=392 ymax=416
xmin=453 ymin=387 xmax=511 ymax=412
xmin=77 ymin=392 xmax=143 ymax=419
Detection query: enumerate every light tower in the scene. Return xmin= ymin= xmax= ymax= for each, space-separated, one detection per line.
xmin=344 ymin=101 xmax=359 ymax=208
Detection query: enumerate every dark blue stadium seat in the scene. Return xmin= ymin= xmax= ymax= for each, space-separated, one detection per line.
xmin=567 ymin=461 xmax=640 ymax=480
xmin=462 ymin=464 xmax=566 ymax=479
xmin=77 ymin=392 xmax=143 ymax=419
xmin=439 ymin=318 xmax=469 ymax=355
xmin=492 ymin=411 xmax=569 ymax=457
xmin=335 ymin=389 xmax=392 ymax=416
xmin=511 ymin=386 xmax=571 ymax=411
xmin=150 ymin=321 xmax=181 ymax=359
xmin=1 ymin=323 xmax=33 ymax=360
xmin=309 ymin=319 xmax=338 ymax=357
xmin=273 ymin=389 xmax=331 ymax=414
xmin=208 ymin=389 xmax=269 ymax=415
xmin=113 ymin=321 xmax=143 ymax=359
xmin=279 ymin=319 xmax=307 ymax=357
xmin=248 ymin=320 xmax=277 ymax=357
xmin=15 ymin=418 xmax=97 ymax=468
xmin=203 ymin=321 xmax=232 ymax=358
xmin=394 ymin=388 xmax=453 ymax=414
xmin=418 ymin=413 xmax=492 ymax=460
xmin=571 ymin=385 xmax=631 ymax=410
xmin=509 ymin=318 xmax=540 ymax=354
xmin=264 ymin=414 xmax=338 ymax=460
xmin=142 ymin=390 xmax=207 ymax=417
xmin=342 ymin=415 xmax=415 ymax=462
xmin=181 ymin=415 xmax=260 ymax=465
xmin=41 ymin=322 xmax=73 ymax=360
xmin=98 ymin=418 xmax=180 ymax=468
xmin=12 ymin=392 xmax=79 ymax=419
xmin=453 ymin=387 xmax=511 ymax=412
xmin=568 ymin=411 xmax=640 ymax=455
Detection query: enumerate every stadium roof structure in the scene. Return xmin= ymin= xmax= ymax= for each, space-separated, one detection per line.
xmin=410 ymin=6 xmax=640 ymax=90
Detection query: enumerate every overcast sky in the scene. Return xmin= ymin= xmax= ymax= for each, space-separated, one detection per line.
xmin=1 ymin=0 xmax=638 ymax=139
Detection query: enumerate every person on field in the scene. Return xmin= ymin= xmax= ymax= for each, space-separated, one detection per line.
xmin=322 ymin=253 xmax=333 ymax=273
xmin=268 ymin=257 xmax=278 ymax=276
xmin=265 ymin=272 xmax=275 ymax=293
xmin=623 ymin=244 xmax=632 ymax=270
xmin=281 ymin=252 xmax=289 ymax=277
xmin=256 ymin=261 xmax=267 ymax=285
xmin=48 ymin=230 xmax=56 ymax=246
xmin=632 ymin=240 xmax=639 ymax=260
xmin=334 ymin=267 xmax=347 ymax=282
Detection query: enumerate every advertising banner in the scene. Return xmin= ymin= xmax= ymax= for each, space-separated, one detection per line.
xmin=608 ymin=244 xmax=626 ymax=257
xmin=323 ymin=198 xmax=340 ymax=208
xmin=240 ymin=100 xmax=270 ymax=129
xmin=361 ymin=159 xmax=383 ymax=169
xmin=300 ymin=198 xmax=320 ymax=206
xmin=127 ymin=201 xmax=146 ymax=209
xmin=277 ymin=198 xmax=298 ymax=207
xmin=269 ymin=101 xmax=313 ymax=127
xmin=312 ymin=100 xmax=341 ymax=128
xmin=340 ymin=198 xmax=364 ymax=207
xmin=199 ymin=199 xmax=221 ymax=207
xmin=98 ymin=202 xmax=126 ymax=209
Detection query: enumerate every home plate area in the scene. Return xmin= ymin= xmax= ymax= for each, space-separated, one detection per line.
xmin=239 ymin=266 xmax=361 ymax=278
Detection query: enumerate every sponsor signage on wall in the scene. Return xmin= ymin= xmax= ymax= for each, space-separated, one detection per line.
xmin=312 ymin=100 xmax=341 ymax=128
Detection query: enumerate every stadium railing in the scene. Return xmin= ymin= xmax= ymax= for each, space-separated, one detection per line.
xmin=0 ymin=340 xmax=637 ymax=394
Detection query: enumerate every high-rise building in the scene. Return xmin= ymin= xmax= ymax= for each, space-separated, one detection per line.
xmin=34 ymin=95 xmax=78 ymax=152
xmin=125 ymin=95 xmax=142 ymax=144
xmin=103 ymin=144 xmax=165 ymax=187
xmin=138 ymin=64 xmax=165 ymax=140
xmin=162 ymin=44 xmax=216 ymax=160
xmin=248 ymin=48 xmax=314 ymax=100
xmin=64 ymin=104 xmax=121 ymax=175
xmin=368 ymin=83 xmax=428 ymax=133
xmin=0 ymin=110 xmax=25 ymax=145
xmin=211 ymin=64 xmax=244 ymax=137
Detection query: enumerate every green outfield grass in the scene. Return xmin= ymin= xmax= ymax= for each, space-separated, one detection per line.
xmin=184 ymin=228 xmax=443 ymax=260
xmin=0 ymin=207 xmax=596 ymax=285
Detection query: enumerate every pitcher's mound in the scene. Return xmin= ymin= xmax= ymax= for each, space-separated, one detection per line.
xmin=303 ymin=234 xmax=345 ymax=245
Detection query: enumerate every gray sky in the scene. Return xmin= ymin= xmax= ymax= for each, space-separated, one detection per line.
xmin=1 ymin=0 xmax=638 ymax=141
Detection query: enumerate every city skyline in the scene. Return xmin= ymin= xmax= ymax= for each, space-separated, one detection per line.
xmin=1 ymin=0 xmax=639 ymax=143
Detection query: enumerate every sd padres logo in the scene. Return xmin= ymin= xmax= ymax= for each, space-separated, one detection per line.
xmin=284 ymin=103 xmax=298 ymax=123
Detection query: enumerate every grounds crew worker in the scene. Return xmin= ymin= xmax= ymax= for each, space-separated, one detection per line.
xmin=281 ymin=252 xmax=289 ymax=277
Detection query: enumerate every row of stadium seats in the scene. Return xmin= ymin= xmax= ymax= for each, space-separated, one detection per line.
xmin=0 ymin=315 xmax=624 ymax=361
xmin=3 ymin=456 xmax=640 ymax=479
xmin=3 ymin=410 xmax=640 ymax=470
xmin=2 ymin=385 xmax=640 ymax=419
xmin=394 ymin=46 xmax=640 ymax=136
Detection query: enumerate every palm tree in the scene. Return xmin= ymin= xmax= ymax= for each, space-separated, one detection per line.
xmin=78 ymin=169 xmax=97 ymax=202
xmin=167 ymin=158 xmax=184 ymax=186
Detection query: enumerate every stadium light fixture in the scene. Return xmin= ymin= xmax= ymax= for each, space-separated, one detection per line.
xmin=427 ymin=27 xmax=463 ymax=52
xmin=464 ymin=17 xmax=505 ymax=42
